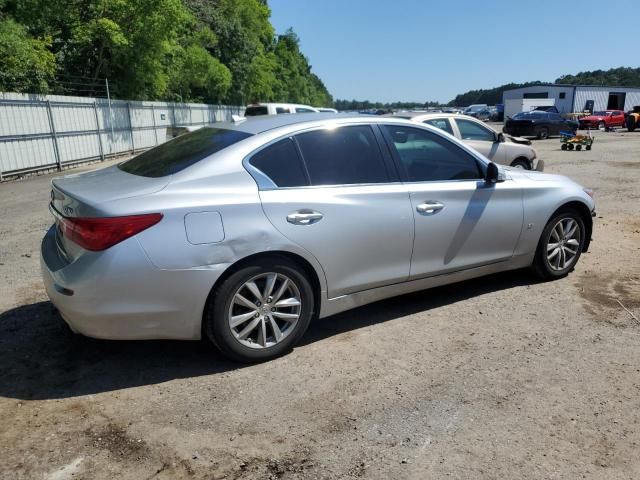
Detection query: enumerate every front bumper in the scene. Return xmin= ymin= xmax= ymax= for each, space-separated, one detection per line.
xmin=40 ymin=225 xmax=219 ymax=340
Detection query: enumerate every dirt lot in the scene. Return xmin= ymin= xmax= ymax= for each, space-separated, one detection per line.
xmin=1 ymin=129 xmax=639 ymax=480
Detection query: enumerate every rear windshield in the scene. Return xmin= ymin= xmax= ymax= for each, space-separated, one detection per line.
xmin=513 ymin=112 xmax=546 ymax=120
xmin=118 ymin=127 xmax=252 ymax=177
xmin=245 ymin=106 xmax=268 ymax=116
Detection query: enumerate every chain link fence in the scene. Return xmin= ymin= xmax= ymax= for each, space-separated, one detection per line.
xmin=0 ymin=92 xmax=244 ymax=180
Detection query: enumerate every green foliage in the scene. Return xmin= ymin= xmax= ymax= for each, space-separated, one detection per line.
xmin=0 ymin=0 xmax=332 ymax=105
xmin=334 ymin=99 xmax=442 ymax=111
xmin=555 ymin=67 xmax=640 ymax=87
xmin=0 ymin=17 xmax=55 ymax=92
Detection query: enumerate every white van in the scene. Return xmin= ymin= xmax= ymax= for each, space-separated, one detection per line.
xmin=244 ymin=103 xmax=319 ymax=116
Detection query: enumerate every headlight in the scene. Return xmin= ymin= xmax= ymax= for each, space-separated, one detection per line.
xmin=583 ymin=188 xmax=595 ymax=199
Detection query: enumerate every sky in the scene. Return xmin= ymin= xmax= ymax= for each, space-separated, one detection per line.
xmin=269 ymin=0 xmax=640 ymax=103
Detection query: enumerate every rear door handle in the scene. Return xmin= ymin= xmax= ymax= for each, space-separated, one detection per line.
xmin=287 ymin=210 xmax=324 ymax=225
xmin=416 ymin=201 xmax=445 ymax=215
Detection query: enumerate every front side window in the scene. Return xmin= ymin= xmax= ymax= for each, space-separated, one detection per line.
xmin=423 ymin=118 xmax=453 ymax=135
xmin=382 ymin=125 xmax=482 ymax=182
xmin=295 ymin=125 xmax=389 ymax=186
xmin=455 ymin=119 xmax=495 ymax=142
xmin=249 ymin=138 xmax=308 ymax=188
xmin=245 ymin=106 xmax=268 ymax=116
xmin=119 ymin=127 xmax=252 ymax=177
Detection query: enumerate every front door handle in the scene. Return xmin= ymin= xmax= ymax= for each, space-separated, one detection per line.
xmin=287 ymin=210 xmax=324 ymax=225
xmin=416 ymin=201 xmax=445 ymax=215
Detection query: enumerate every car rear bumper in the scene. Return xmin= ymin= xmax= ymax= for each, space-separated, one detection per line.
xmin=40 ymin=225 xmax=221 ymax=341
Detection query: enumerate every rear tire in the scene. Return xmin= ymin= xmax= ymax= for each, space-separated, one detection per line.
xmin=204 ymin=257 xmax=314 ymax=363
xmin=510 ymin=158 xmax=530 ymax=169
xmin=532 ymin=209 xmax=586 ymax=280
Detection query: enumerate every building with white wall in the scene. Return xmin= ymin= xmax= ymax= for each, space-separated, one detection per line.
xmin=502 ymin=84 xmax=640 ymax=115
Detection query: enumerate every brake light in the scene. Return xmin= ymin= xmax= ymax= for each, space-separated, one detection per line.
xmin=58 ymin=213 xmax=163 ymax=251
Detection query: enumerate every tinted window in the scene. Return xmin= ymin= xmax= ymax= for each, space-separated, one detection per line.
xmin=245 ymin=106 xmax=268 ymax=116
xmin=383 ymin=125 xmax=481 ymax=182
xmin=295 ymin=125 xmax=389 ymax=185
xmin=423 ymin=118 xmax=453 ymax=135
xmin=119 ymin=128 xmax=252 ymax=177
xmin=276 ymin=107 xmax=289 ymax=114
xmin=249 ymin=139 xmax=308 ymax=188
xmin=295 ymin=108 xmax=315 ymax=113
xmin=455 ymin=119 xmax=495 ymax=141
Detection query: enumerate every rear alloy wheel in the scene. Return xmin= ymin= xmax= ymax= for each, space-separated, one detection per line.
xmin=537 ymin=127 xmax=549 ymax=140
xmin=204 ymin=257 xmax=314 ymax=362
xmin=533 ymin=210 xmax=585 ymax=279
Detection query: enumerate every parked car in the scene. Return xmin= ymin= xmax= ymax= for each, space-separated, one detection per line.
xmin=504 ymin=111 xmax=579 ymax=139
xmin=463 ymin=104 xmax=487 ymax=116
xmin=389 ymin=112 xmax=542 ymax=170
xmin=244 ymin=103 xmax=319 ymax=116
xmin=42 ymin=114 xmax=595 ymax=362
xmin=578 ymin=110 xmax=626 ymax=130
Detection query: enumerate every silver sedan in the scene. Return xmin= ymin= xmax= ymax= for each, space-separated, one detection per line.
xmin=41 ymin=114 xmax=595 ymax=362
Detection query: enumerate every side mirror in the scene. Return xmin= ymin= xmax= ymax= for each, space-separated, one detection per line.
xmin=485 ymin=162 xmax=501 ymax=183
xmin=495 ymin=132 xmax=505 ymax=143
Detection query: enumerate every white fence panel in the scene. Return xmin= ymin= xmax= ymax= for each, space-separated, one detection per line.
xmin=0 ymin=92 xmax=243 ymax=180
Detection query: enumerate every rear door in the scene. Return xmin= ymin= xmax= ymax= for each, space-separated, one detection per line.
xmin=612 ymin=111 xmax=625 ymax=126
xmin=252 ymin=124 xmax=414 ymax=298
xmin=381 ymin=124 xmax=523 ymax=278
xmin=453 ymin=118 xmax=505 ymax=165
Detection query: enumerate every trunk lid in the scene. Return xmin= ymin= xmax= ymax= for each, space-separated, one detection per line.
xmin=50 ymin=164 xmax=169 ymax=261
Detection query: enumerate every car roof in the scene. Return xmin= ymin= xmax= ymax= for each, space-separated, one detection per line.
xmin=385 ymin=112 xmax=474 ymax=121
xmin=211 ymin=113 xmax=379 ymax=134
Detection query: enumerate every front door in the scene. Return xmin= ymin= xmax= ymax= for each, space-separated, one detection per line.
xmin=250 ymin=125 xmax=414 ymax=298
xmin=453 ymin=118 xmax=506 ymax=165
xmin=381 ymin=124 xmax=524 ymax=278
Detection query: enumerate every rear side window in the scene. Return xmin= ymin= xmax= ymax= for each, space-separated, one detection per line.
xmin=276 ymin=107 xmax=289 ymax=114
xmin=295 ymin=108 xmax=315 ymax=113
xmin=245 ymin=106 xmax=268 ymax=116
xmin=118 ymin=127 xmax=252 ymax=177
xmin=295 ymin=125 xmax=389 ymax=186
xmin=383 ymin=125 xmax=481 ymax=182
xmin=249 ymin=139 xmax=308 ymax=187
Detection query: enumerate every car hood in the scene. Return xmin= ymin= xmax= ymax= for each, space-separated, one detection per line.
xmin=509 ymin=168 xmax=575 ymax=184
xmin=580 ymin=115 xmax=604 ymax=121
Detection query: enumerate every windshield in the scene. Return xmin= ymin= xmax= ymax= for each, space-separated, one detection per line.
xmin=465 ymin=106 xmax=484 ymax=112
xmin=118 ymin=127 xmax=252 ymax=178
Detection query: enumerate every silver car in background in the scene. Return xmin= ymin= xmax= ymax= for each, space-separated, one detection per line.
xmin=389 ymin=112 xmax=543 ymax=171
xmin=41 ymin=114 xmax=595 ymax=362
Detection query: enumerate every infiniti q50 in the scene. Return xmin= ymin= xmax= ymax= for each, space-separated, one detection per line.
xmin=41 ymin=114 xmax=595 ymax=362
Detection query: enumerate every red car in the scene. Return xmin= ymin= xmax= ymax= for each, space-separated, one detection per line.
xmin=579 ymin=110 xmax=626 ymax=130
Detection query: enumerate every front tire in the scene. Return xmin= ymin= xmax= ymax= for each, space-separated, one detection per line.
xmin=533 ymin=210 xmax=586 ymax=280
xmin=204 ymin=257 xmax=314 ymax=362
xmin=537 ymin=127 xmax=549 ymax=140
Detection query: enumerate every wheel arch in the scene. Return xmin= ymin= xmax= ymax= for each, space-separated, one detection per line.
xmin=548 ymin=201 xmax=593 ymax=252
xmin=201 ymin=250 xmax=323 ymax=336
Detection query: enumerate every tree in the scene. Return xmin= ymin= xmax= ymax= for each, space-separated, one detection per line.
xmin=0 ymin=17 xmax=55 ymax=92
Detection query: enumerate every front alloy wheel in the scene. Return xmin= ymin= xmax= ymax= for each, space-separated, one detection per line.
xmin=546 ymin=217 xmax=581 ymax=272
xmin=533 ymin=210 xmax=585 ymax=279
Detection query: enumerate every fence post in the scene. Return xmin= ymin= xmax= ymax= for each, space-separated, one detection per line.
xmin=127 ymin=102 xmax=135 ymax=154
xmin=45 ymin=100 xmax=62 ymax=171
xmin=151 ymin=104 xmax=158 ymax=145
xmin=93 ymin=101 xmax=105 ymax=161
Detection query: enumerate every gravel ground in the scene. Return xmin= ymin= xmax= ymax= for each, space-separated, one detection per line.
xmin=1 ymin=129 xmax=639 ymax=480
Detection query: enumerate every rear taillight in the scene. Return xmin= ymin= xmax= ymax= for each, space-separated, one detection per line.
xmin=58 ymin=213 xmax=163 ymax=251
